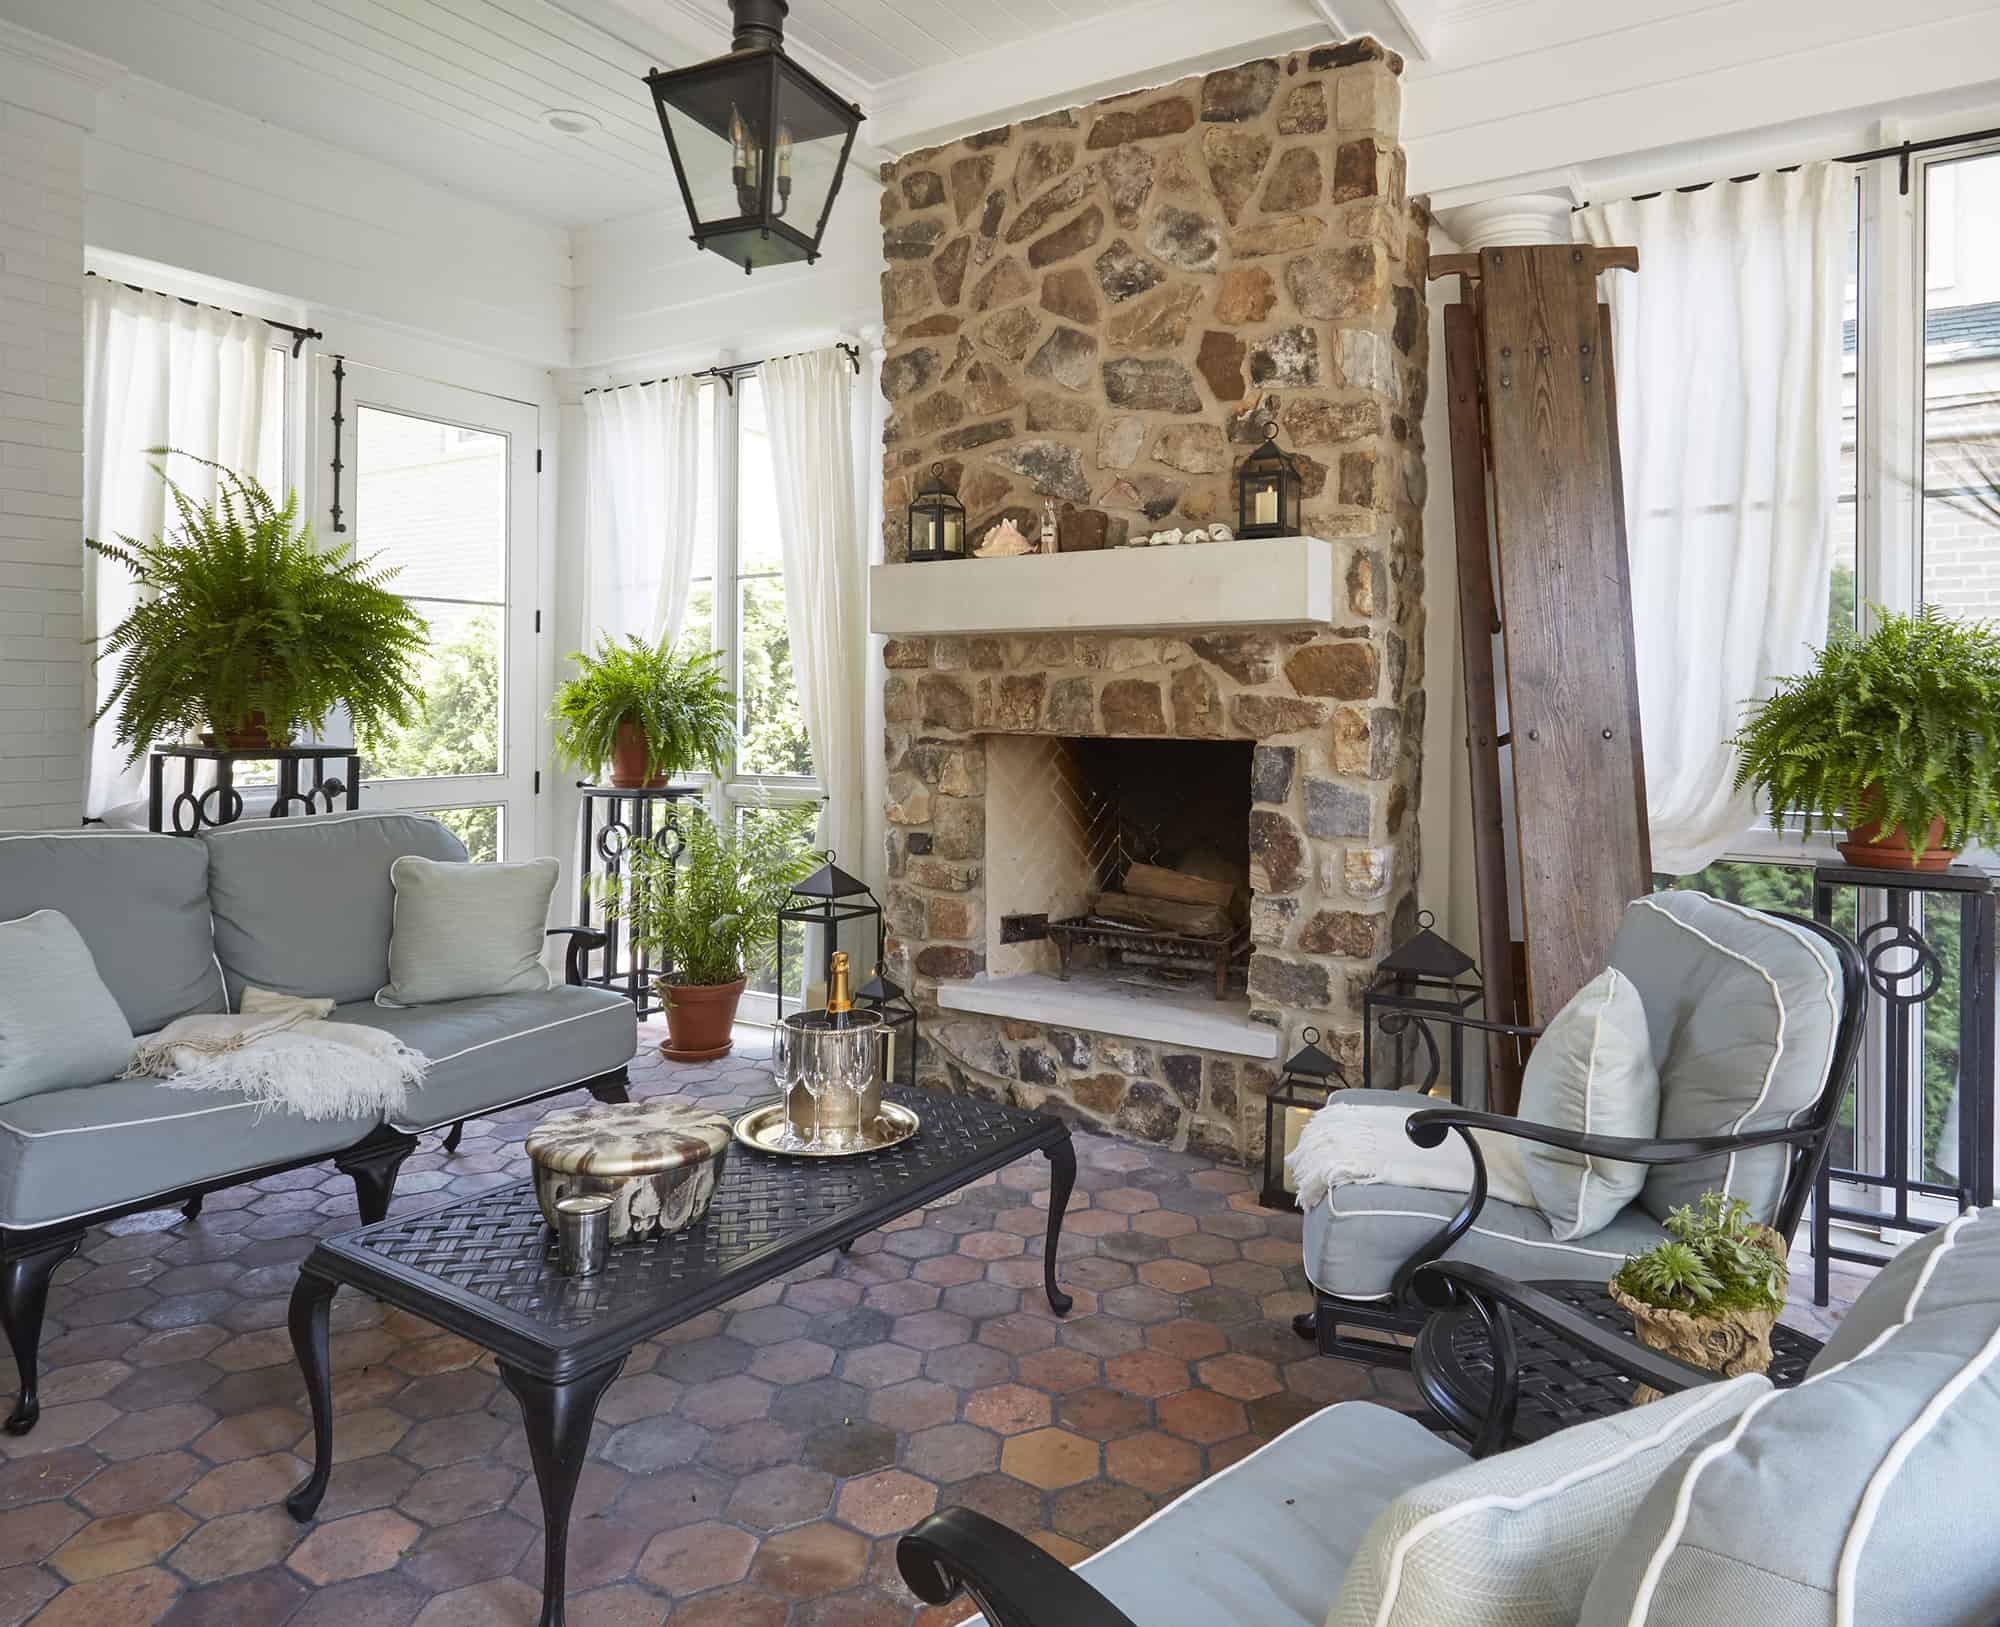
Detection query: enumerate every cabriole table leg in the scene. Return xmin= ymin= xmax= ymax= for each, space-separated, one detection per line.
xmin=501 ymin=1356 xmax=628 ymax=1627
xmin=1042 ymin=1135 xmax=1076 ymax=1315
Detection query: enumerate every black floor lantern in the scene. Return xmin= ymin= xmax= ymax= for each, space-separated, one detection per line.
xmin=856 ymin=968 xmax=919 ymax=1089
xmin=1261 ymin=1027 xmax=1350 ymax=1210
xmin=776 ymin=856 xmax=885 ymax=1024
xmin=1361 ymin=911 xmax=1484 ymax=1101
xmin=644 ymin=0 xmax=864 ymax=274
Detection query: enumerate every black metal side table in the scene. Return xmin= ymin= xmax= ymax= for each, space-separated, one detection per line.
xmin=285 ymin=1088 xmax=1076 ymax=1627
xmin=1812 ymin=862 xmax=1996 ymax=1304
xmin=574 ymin=785 xmax=700 ymax=1017
xmin=147 ymin=744 xmax=361 ymax=834
xmin=1414 ymin=1279 xmax=1822 ymax=1452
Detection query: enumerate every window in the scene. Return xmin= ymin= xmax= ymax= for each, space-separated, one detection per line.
xmin=675 ymin=371 xmax=823 ymax=1013
xmin=1678 ymin=136 xmax=2000 ymax=1230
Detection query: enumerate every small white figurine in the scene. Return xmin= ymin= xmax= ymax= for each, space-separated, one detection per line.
xmin=1152 ymin=528 xmax=1184 ymax=548
xmin=1183 ymin=527 xmax=1210 ymax=544
xmin=1209 ymin=522 xmax=1234 ymax=542
xmin=1040 ymin=499 xmax=1058 ymax=554
xmin=975 ymin=517 xmax=1035 ymax=557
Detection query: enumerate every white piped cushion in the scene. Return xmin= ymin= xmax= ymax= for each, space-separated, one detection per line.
xmin=1517 ymin=967 xmax=1660 ymax=1240
xmin=1329 ymin=1375 xmax=1770 ymax=1627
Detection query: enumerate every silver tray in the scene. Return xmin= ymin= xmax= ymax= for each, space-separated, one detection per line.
xmin=733 ymin=1099 xmax=920 ymax=1158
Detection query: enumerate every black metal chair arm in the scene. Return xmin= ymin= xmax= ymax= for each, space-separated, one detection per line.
xmin=1413 ymin=1261 xmax=1716 ymax=1399
xmin=1405 ymin=1107 xmax=1821 ymax=1167
xmin=898 ymin=1508 xmax=1140 ymax=1627
xmin=544 ymin=925 xmax=608 ymax=988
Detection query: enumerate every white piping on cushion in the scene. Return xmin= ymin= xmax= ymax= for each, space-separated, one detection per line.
xmin=423 ymin=1001 xmax=629 ymax=1065
xmin=1620 ymin=1209 xmax=1978 ymax=1625
xmin=1553 ymin=968 xmax=1622 ymax=1243
xmin=197 ymin=810 xmax=439 ymax=838
xmin=1370 ymin=1375 xmax=1767 ymax=1627
xmin=390 ymin=1059 xmax=640 ymax=1134
xmin=1302 ymin=1202 xmax=1638 ymax=1301
xmin=1689 ymin=893 xmax=1842 ymax=1132
xmin=1626 ymin=896 xmax=1787 ymax=1203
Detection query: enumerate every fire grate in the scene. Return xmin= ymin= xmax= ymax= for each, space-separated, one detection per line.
xmin=1046 ymin=916 xmax=1249 ymax=1000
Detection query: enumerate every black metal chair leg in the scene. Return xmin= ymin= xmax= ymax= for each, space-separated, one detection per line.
xmin=1042 ymin=1135 xmax=1076 ymax=1315
xmin=442 ymin=1121 xmax=465 ymax=1155
xmin=335 ymin=1129 xmax=418 ymax=1226
xmin=587 ymin=1079 xmax=629 ymax=1107
xmin=181 ymin=1194 xmax=203 ymax=1221
xmin=500 ymin=1356 xmax=627 ymax=1627
xmin=285 ymin=1268 xmax=339 ymax=1520
xmin=1 ymin=1232 xmax=83 ymax=1436
xmin=1293 ymin=1310 xmax=1317 ymax=1341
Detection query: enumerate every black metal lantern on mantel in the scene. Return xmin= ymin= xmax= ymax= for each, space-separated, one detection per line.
xmin=776 ymin=854 xmax=885 ymax=1026
xmin=1361 ymin=911 xmax=1484 ymax=1102
xmin=856 ymin=967 xmax=919 ymax=1089
xmin=907 ymin=463 xmax=968 ymax=562
xmin=1237 ymin=420 xmax=1304 ymax=540
xmin=644 ymin=0 xmax=864 ymax=274
xmin=1261 ymin=1026 xmax=1350 ymax=1211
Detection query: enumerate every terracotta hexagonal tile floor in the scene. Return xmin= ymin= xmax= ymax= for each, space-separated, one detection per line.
xmin=0 ymin=1025 xmax=1855 ymax=1625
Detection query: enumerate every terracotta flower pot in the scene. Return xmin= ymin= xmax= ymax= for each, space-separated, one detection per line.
xmin=1839 ymin=807 xmax=1954 ymax=871
xmin=201 ymin=712 xmax=286 ymax=750
xmin=658 ymin=976 xmax=745 ymax=1063
xmin=608 ymin=718 xmax=668 ymax=789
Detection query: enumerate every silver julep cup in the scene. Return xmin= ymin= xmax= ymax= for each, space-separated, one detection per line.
xmin=774 ymin=1011 xmax=889 ymax=1149
xmin=555 ymin=1195 xmax=612 ymax=1277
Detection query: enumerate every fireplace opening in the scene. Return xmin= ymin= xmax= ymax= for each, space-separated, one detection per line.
xmin=948 ymin=734 xmax=1274 ymax=1059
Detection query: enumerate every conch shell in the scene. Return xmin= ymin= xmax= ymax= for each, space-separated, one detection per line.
xmin=975 ymin=518 xmax=1035 ymax=557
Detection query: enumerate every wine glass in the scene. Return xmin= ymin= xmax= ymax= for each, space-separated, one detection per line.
xmin=796 ymin=1037 xmax=829 ymax=1152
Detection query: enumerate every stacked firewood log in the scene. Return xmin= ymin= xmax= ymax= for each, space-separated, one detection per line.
xmin=1087 ymin=862 xmax=1235 ymax=939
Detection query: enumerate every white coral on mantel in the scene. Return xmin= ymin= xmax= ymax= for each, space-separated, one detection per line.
xmin=1209 ymin=523 xmax=1234 ymax=542
xmin=975 ymin=517 xmax=1035 ymax=557
xmin=1183 ymin=527 xmax=1210 ymax=544
xmin=1152 ymin=528 xmax=1184 ymax=548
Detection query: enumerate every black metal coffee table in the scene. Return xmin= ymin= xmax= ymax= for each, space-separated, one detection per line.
xmin=285 ymin=1088 xmax=1075 ymax=1627
xmin=1414 ymin=1278 xmax=1823 ymax=1450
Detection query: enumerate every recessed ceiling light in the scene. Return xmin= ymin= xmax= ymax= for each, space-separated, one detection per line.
xmin=543 ymin=109 xmax=601 ymax=135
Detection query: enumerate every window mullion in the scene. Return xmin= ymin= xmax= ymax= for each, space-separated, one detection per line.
xmin=1864 ymin=157 xmax=1923 ymax=625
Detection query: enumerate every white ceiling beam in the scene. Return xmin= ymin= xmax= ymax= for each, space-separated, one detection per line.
xmin=864 ymin=0 xmax=1332 ymax=156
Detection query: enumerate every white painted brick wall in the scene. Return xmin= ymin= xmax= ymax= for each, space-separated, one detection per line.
xmin=0 ymin=98 xmax=86 ymax=827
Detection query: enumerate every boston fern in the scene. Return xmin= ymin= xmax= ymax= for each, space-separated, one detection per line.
xmin=1614 ymin=1194 xmax=1786 ymax=1315
xmin=1730 ymin=606 xmax=2000 ymax=858
xmin=552 ymin=635 xmax=734 ymax=782
xmin=88 ymin=452 xmax=428 ymax=759
xmin=606 ymin=805 xmax=818 ymax=990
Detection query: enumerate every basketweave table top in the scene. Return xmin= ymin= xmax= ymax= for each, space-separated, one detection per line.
xmin=301 ymin=1087 xmax=1070 ymax=1378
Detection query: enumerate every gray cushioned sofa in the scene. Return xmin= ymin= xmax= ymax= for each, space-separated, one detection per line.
xmin=1 ymin=812 xmax=636 ymax=1434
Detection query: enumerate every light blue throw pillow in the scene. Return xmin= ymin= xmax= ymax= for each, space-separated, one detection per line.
xmin=378 ymin=856 xmax=559 ymax=1006
xmin=1517 ymin=967 xmax=1661 ymax=1241
xmin=0 ymin=910 xmax=137 ymax=1103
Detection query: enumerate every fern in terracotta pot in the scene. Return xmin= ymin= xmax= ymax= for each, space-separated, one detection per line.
xmin=552 ymin=634 xmax=734 ymax=789
xmin=1611 ymin=1193 xmax=1788 ymax=1402
xmin=605 ymin=805 xmax=818 ymax=1061
xmin=88 ymin=452 xmax=427 ymax=755
xmin=1730 ymin=606 xmax=2000 ymax=870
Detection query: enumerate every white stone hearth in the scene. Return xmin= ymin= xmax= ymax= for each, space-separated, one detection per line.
xmin=937 ymin=971 xmax=1279 ymax=1060
xmin=870 ymin=536 xmax=1338 ymax=638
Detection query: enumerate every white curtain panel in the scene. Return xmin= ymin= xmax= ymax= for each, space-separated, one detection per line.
xmin=1577 ymin=164 xmax=1847 ymax=876
xmin=581 ymin=373 xmax=702 ymax=648
xmin=761 ymin=345 xmax=871 ymax=874
xmin=82 ymin=279 xmax=276 ymax=823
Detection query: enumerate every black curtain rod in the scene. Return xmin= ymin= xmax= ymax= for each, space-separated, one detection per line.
xmin=584 ymin=340 xmax=861 ymax=397
xmin=84 ymin=270 xmax=324 ymax=358
xmin=1574 ymin=123 xmax=2000 ymax=212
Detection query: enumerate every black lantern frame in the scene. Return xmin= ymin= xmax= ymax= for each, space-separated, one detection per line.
xmin=644 ymin=0 xmax=864 ymax=275
xmin=907 ymin=462 xmax=968 ymax=562
xmin=776 ymin=852 xmax=886 ymax=1027
xmin=1261 ymin=1026 xmax=1350 ymax=1210
xmin=1361 ymin=910 xmax=1485 ymax=1101
xmin=856 ymin=968 xmax=920 ymax=1090
xmin=1237 ymin=420 xmax=1304 ymax=540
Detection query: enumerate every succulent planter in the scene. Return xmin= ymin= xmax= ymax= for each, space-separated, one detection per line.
xmin=1610 ymin=1283 xmax=1782 ymax=1405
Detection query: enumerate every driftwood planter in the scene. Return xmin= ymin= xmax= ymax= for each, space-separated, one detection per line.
xmin=1610 ymin=1283 xmax=1782 ymax=1405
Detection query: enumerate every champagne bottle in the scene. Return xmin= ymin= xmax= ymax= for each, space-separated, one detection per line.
xmin=827 ymin=951 xmax=852 ymax=1030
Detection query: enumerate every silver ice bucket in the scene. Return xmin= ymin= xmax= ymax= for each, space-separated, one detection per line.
xmin=773 ymin=1010 xmax=889 ymax=1150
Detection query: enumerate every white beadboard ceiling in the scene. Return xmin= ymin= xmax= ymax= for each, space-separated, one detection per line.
xmin=0 ymin=0 xmax=1460 ymax=226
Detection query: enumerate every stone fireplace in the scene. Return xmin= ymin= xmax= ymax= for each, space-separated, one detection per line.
xmin=876 ymin=40 xmax=1430 ymax=1165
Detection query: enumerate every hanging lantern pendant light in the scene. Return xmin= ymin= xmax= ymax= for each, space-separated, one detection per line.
xmin=645 ymin=0 xmax=864 ymax=275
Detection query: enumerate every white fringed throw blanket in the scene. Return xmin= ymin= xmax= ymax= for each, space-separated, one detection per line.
xmin=125 ymin=988 xmax=427 ymax=1121
xmin=1285 ymin=1095 xmax=1540 ymax=1214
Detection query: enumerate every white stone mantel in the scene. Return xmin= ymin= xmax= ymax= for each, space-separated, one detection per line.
xmin=870 ymin=535 xmax=1337 ymax=639
xmin=938 ymin=972 xmax=1280 ymax=1060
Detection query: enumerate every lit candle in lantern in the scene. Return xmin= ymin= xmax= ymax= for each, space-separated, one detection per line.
xmin=1254 ymin=485 xmax=1278 ymax=528
xmin=1281 ymin=1104 xmax=1313 ymax=1194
